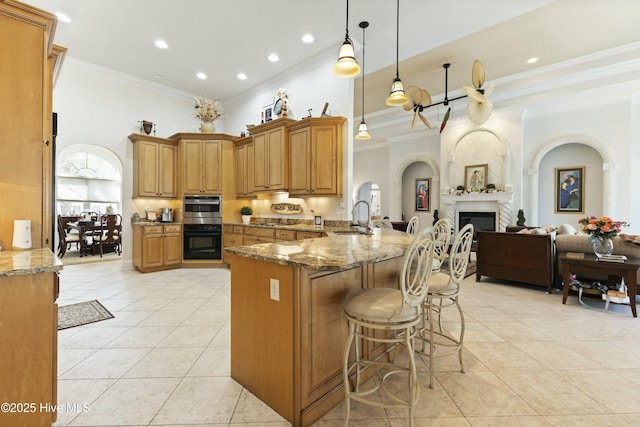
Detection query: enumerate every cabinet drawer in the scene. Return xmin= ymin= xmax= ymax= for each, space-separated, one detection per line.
xmin=245 ymin=227 xmax=275 ymax=238
xmin=245 ymin=236 xmax=275 ymax=245
xmin=224 ymin=225 xmax=245 ymax=234
xmin=143 ymin=225 xmax=164 ymax=235
xmin=224 ymin=234 xmax=244 ymax=247
xmin=297 ymin=231 xmax=324 ymax=239
xmin=164 ymin=224 xmax=182 ymax=233
xmin=223 ymin=225 xmax=235 ymax=233
xmin=275 ymin=229 xmax=297 ymax=240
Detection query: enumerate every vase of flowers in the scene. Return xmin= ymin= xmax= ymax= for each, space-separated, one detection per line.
xmin=578 ymin=215 xmax=628 ymax=257
xmin=193 ymin=96 xmax=223 ymax=132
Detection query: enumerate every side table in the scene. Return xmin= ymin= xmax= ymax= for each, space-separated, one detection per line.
xmin=559 ymin=254 xmax=639 ymax=317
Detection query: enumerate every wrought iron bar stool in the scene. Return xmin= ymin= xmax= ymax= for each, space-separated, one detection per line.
xmin=406 ymin=215 xmax=419 ymax=235
xmin=417 ymin=223 xmax=474 ymax=388
xmin=432 ymin=218 xmax=453 ymax=272
xmin=342 ymin=227 xmax=435 ymax=426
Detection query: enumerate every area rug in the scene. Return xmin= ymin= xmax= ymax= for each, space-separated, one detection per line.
xmin=58 ymin=300 xmax=114 ymax=330
xmin=440 ymin=261 xmax=476 ymax=278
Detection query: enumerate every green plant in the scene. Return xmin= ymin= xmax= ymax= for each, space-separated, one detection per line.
xmin=486 ymin=183 xmax=496 ymax=190
xmin=240 ymin=206 xmax=253 ymax=216
xmin=516 ymin=209 xmax=526 ymax=226
xmin=432 ymin=209 xmax=439 ymax=226
xmin=456 ymin=185 xmax=465 ymax=191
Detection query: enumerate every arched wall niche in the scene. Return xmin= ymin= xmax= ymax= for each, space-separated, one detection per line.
xmin=393 ymin=155 xmax=440 ymax=223
xmin=527 ymin=134 xmax=616 ymax=225
xmin=445 ymin=128 xmax=511 ymax=191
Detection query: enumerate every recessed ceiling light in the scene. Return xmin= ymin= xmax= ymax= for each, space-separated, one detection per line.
xmin=196 ymin=72 xmax=207 ymax=80
xmin=155 ymin=39 xmax=168 ymax=49
xmin=55 ymin=12 xmax=71 ymax=23
xmin=268 ymin=54 xmax=279 ymax=62
xmin=302 ymin=34 xmax=314 ymax=43
xmin=237 ymin=73 xmax=247 ymax=80
xmin=527 ymin=57 xmax=539 ymax=64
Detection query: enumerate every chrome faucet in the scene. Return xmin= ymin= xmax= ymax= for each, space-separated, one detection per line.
xmin=351 ymin=199 xmax=373 ymax=234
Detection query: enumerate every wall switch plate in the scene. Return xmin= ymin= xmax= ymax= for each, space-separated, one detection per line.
xmin=270 ymin=278 xmax=280 ymax=301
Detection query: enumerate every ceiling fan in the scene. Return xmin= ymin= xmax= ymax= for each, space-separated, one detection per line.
xmin=402 ymin=60 xmax=494 ymax=133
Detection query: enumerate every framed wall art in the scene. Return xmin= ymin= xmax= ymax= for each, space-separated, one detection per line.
xmin=555 ymin=166 xmax=584 ymax=213
xmin=465 ymin=164 xmax=487 ymax=192
xmin=415 ymin=178 xmax=430 ymax=212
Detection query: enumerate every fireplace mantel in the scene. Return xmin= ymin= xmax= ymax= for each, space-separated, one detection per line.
xmin=441 ymin=192 xmax=513 ymax=232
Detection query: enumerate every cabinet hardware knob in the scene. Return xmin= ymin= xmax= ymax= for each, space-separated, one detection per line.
xmin=43 ymin=140 xmax=49 ymax=146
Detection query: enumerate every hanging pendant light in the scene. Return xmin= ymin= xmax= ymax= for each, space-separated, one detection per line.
xmin=355 ymin=21 xmax=371 ymax=140
xmin=386 ymin=0 xmax=409 ymax=106
xmin=332 ymin=0 xmax=360 ymax=78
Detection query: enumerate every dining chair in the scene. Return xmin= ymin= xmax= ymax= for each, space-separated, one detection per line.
xmin=56 ymin=215 xmax=81 ymax=258
xmin=92 ymin=214 xmax=122 ymax=257
xmin=342 ymin=227 xmax=435 ymax=426
xmin=406 ymin=216 xmax=419 ymax=235
xmin=417 ymin=223 xmax=474 ymax=388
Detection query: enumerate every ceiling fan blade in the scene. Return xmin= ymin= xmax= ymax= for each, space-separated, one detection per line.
xmin=411 ymin=110 xmax=418 ymax=128
xmin=439 ymin=106 xmax=451 ymax=134
xmin=467 ymin=99 xmax=494 ymax=125
xmin=484 ymin=81 xmax=496 ymax=96
xmin=463 ymin=84 xmax=486 ymax=103
xmin=419 ymin=89 xmax=431 ymax=107
xmin=403 ymin=102 xmax=414 ymax=112
xmin=471 ymin=59 xmax=485 ymax=88
xmin=405 ymin=86 xmax=422 ymax=104
xmin=418 ymin=113 xmax=431 ymax=129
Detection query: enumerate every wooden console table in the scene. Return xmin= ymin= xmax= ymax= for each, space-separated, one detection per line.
xmin=559 ymin=254 xmax=639 ymax=317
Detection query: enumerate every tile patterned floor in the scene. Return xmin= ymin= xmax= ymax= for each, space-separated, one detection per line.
xmin=53 ymin=259 xmax=640 ymax=426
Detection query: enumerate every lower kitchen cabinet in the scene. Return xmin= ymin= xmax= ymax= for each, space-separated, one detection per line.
xmin=132 ymin=224 xmax=182 ymax=273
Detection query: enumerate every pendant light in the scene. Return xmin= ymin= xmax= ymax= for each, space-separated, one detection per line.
xmin=385 ymin=0 xmax=409 ymax=106
xmin=332 ymin=0 xmax=360 ymax=78
xmin=355 ymin=21 xmax=371 ymax=140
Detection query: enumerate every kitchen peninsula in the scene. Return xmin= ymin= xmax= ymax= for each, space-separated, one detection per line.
xmin=225 ymin=228 xmax=414 ymax=426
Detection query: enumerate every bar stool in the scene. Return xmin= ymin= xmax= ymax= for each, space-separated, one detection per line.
xmin=406 ymin=215 xmax=419 ymax=235
xmin=417 ymin=223 xmax=474 ymax=388
xmin=342 ymin=227 xmax=435 ymax=426
xmin=432 ymin=218 xmax=452 ymax=272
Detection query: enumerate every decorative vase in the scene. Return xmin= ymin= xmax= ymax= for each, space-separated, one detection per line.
xmin=200 ymin=121 xmax=215 ymax=133
xmin=591 ymin=236 xmax=614 ymax=257
xmin=241 ymin=215 xmax=251 ymax=225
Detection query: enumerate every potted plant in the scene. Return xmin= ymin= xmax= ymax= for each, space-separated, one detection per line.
xmin=240 ymin=206 xmax=253 ymax=224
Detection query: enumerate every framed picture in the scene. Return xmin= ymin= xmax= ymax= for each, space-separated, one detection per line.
xmin=465 ymin=164 xmax=487 ymax=192
xmin=555 ymin=166 xmax=584 ymax=213
xmin=264 ymin=107 xmax=272 ymax=122
xmin=415 ymin=178 xmax=430 ymax=212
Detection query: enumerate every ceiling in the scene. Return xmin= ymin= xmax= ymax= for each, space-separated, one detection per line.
xmin=27 ymin=0 xmax=640 ymax=118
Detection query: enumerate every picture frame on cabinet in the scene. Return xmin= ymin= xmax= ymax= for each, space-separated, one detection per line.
xmin=555 ymin=166 xmax=584 ymax=213
xmin=264 ymin=107 xmax=272 ymax=122
xmin=415 ymin=178 xmax=430 ymax=212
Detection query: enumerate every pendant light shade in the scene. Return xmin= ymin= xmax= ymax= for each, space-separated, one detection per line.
xmin=333 ymin=0 xmax=360 ymax=78
xmin=385 ymin=0 xmax=409 ymax=106
xmin=355 ymin=21 xmax=371 ymax=140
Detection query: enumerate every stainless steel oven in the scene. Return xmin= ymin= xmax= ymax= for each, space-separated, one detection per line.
xmin=183 ymin=195 xmax=222 ymax=260
xmin=184 ymin=195 xmax=221 ymax=224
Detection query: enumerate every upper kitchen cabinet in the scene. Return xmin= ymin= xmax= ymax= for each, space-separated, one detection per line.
xmin=235 ymin=136 xmax=254 ymax=198
xmin=170 ymin=133 xmax=236 ymax=197
xmin=288 ymin=117 xmax=346 ymax=197
xmin=128 ymin=134 xmax=178 ymax=198
xmin=251 ymin=118 xmax=295 ymax=192
xmin=0 ymin=0 xmax=64 ymax=250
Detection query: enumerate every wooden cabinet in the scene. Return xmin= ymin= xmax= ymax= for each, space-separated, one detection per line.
xmin=132 ymin=224 xmax=182 ymax=272
xmin=0 ymin=1 xmax=63 ymax=250
xmin=128 ymin=134 xmax=177 ymax=198
xmin=235 ymin=137 xmax=254 ymax=198
xmin=181 ymin=138 xmax=222 ymax=194
xmin=222 ymin=225 xmax=245 ymax=263
xmin=251 ymin=118 xmax=294 ymax=192
xmin=244 ymin=227 xmax=276 ymax=245
xmin=288 ymin=117 xmax=345 ymax=197
xmin=296 ymin=231 xmax=324 ymax=240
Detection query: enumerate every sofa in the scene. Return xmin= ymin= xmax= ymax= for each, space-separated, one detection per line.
xmin=475 ymin=228 xmax=556 ymax=292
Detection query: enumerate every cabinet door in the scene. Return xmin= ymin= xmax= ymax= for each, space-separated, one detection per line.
xmin=235 ymin=144 xmax=248 ymax=197
xmin=267 ymin=127 xmax=287 ymax=190
xmin=163 ymin=232 xmax=182 ymax=265
xmin=142 ymin=234 xmax=164 ymax=268
xmin=311 ymin=125 xmax=338 ymax=195
xmin=159 ymin=144 xmax=177 ymax=197
xmin=202 ymin=140 xmax=222 ymax=193
xmin=138 ymin=141 xmax=160 ymax=197
xmin=253 ymin=132 xmax=268 ymax=190
xmin=288 ymin=127 xmax=311 ymax=195
xmin=183 ymin=139 xmax=203 ymax=194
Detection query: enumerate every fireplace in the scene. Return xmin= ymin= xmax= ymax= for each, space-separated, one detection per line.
xmin=459 ymin=211 xmax=496 ymax=239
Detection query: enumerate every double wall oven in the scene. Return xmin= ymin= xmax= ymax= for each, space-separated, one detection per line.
xmin=183 ymin=195 xmax=222 ymax=260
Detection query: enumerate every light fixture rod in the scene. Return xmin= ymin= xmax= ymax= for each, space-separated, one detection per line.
xmin=394 ymin=0 xmax=400 ymax=78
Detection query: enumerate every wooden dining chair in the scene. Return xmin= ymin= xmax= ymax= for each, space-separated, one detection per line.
xmin=56 ymin=215 xmax=81 ymax=258
xmin=92 ymin=214 xmax=122 ymax=257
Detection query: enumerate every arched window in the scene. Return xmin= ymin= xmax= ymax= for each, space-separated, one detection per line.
xmin=56 ymin=145 xmax=122 ymax=216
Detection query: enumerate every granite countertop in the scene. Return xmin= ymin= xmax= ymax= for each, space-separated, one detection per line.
xmin=224 ymin=228 xmax=414 ymax=271
xmin=0 ymin=248 xmax=63 ymax=277
xmin=225 ymin=221 xmax=325 ymax=232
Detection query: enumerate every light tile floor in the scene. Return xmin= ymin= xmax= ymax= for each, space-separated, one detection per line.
xmin=53 ymin=260 xmax=640 ymax=426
